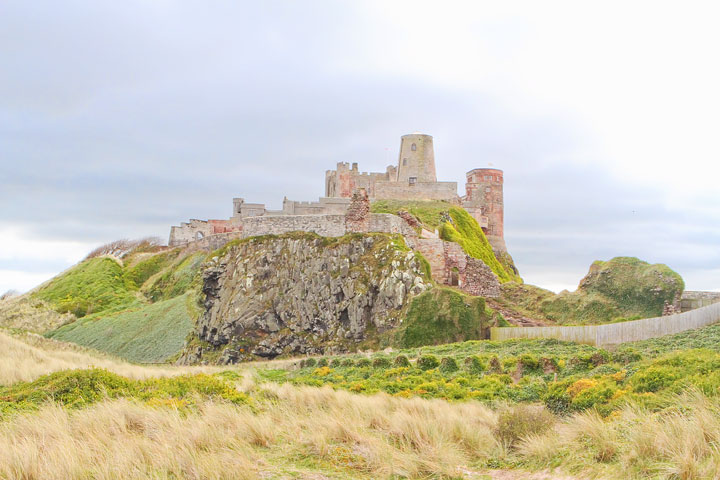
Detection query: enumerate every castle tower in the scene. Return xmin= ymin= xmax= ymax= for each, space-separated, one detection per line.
xmin=396 ymin=133 xmax=437 ymax=183
xmin=464 ymin=168 xmax=506 ymax=252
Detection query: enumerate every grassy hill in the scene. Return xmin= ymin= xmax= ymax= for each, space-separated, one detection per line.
xmin=496 ymin=257 xmax=684 ymax=325
xmin=46 ymin=294 xmax=194 ymax=363
xmin=16 ymin=243 xmax=207 ymax=363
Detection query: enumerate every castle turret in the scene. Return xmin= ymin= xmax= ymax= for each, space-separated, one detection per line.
xmin=396 ymin=133 xmax=436 ymax=183
xmin=464 ymin=168 xmax=506 ymax=252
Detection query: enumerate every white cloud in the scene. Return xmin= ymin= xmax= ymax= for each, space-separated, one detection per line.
xmin=0 ymin=270 xmax=58 ymax=294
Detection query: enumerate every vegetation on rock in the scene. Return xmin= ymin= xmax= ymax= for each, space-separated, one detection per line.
xmin=398 ymin=287 xmax=492 ymax=348
xmin=439 ymin=207 xmax=521 ymax=283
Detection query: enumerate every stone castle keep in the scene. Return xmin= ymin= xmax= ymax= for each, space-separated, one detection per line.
xmin=169 ymin=133 xmax=507 ymax=253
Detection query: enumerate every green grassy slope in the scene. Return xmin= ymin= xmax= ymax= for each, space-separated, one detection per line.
xmin=32 ymin=257 xmax=139 ymax=318
xmin=46 ymin=294 xmax=194 ymax=363
xmin=495 ymin=257 xmax=685 ymax=325
xmin=29 ymin=244 xmax=208 ymax=363
xmin=439 ymin=207 xmax=520 ymax=283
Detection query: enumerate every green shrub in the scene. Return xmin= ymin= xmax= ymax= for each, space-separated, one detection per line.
xmin=341 ymin=358 xmax=354 ymax=367
xmin=464 ymin=355 xmax=486 ymax=375
xmin=316 ymin=358 xmax=328 ymax=367
xmin=356 ymin=358 xmax=372 ymax=368
xmin=439 ymin=357 xmax=459 ymax=374
xmin=417 ymin=355 xmax=440 ymax=371
xmin=329 ymin=359 xmax=341 ymax=368
xmin=488 ymin=356 xmax=502 ymax=374
xmin=518 ymin=354 xmax=540 ymax=372
xmin=372 ymin=357 xmax=392 ymax=369
xmin=303 ymin=358 xmax=317 ymax=368
xmin=393 ymin=355 xmax=411 ymax=367
xmin=495 ymin=405 xmax=555 ymax=449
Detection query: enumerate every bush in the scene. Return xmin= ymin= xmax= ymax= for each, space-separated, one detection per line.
xmin=303 ymin=358 xmax=317 ymax=368
xmin=341 ymin=358 xmax=354 ymax=367
xmin=316 ymin=358 xmax=328 ymax=367
xmin=355 ymin=358 xmax=372 ymax=368
xmin=495 ymin=405 xmax=555 ymax=449
xmin=329 ymin=359 xmax=341 ymax=368
xmin=372 ymin=357 xmax=392 ymax=369
xmin=488 ymin=356 xmax=502 ymax=374
xmin=393 ymin=355 xmax=411 ymax=367
xmin=417 ymin=355 xmax=440 ymax=371
xmin=439 ymin=357 xmax=459 ymax=374
xmin=464 ymin=355 xmax=486 ymax=375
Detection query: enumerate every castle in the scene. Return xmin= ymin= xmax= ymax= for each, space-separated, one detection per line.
xmin=169 ymin=133 xmax=506 ymax=252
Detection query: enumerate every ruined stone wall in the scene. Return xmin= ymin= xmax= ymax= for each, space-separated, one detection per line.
xmin=325 ymin=162 xmax=390 ymax=198
xmin=681 ymin=291 xmax=720 ymax=312
xmin=374 ymin=181 xmax=458 ymax=201
xmin=169 ymin=219 xmax=231 ymax=246
xmin=464 ymin=168 xmax=505 ymax=252
xmin=410 ymin=238 xmax=500 ymax=297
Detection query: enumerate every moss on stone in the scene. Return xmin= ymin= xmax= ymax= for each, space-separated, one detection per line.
xmin=399 ymin=287 xmax=492 ymax=348
xmin=439 ymin=207 xmax=520 ymax=283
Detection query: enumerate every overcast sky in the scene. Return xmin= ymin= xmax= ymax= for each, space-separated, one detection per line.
xmin=1 ymin=1 xmax=719 ymax=294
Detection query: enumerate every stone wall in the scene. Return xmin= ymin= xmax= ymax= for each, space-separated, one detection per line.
xmin=410 ymin=238 xmax=500 ymax=297
xmin=242 ymin=215 xmax=347 ymax=238
xmin=169 ymin=219 xmax=242 ymax=246
xmin=240 ymin=212 xmax=415 ymax=239
xmin=681 ymin=291 xmax=720 ymax=312
xmin=374 ymin=181 xmax=458 ymax=201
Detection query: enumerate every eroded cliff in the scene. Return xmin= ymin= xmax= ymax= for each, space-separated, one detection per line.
xmin=179 ymin=233 xmax=431 ymax=364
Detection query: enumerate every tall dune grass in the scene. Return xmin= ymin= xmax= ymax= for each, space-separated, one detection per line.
xmin=0 ymin=331 xmax=222 ymax=386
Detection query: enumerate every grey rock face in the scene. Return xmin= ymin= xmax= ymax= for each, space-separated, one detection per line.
xmin=180 ymin=234 xmax=429 ymax=364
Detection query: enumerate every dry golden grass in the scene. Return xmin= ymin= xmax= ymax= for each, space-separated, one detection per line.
xmin=0 ymin=295 xmax=74 ymax=333
xmin=0 ymin=380 xmax=504 ymax=479
xmin=517 ymin=390 xmax=720 ymax=479
xmin=0 ymin=331 xmax=225 ymax=386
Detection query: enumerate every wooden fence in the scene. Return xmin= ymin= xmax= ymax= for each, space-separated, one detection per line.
xmin=490 ymin=302 xmax=720 ymax=347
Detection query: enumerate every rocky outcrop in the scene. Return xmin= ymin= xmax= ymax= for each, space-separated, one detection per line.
xmin=179 ymin=233 xmax=430 ymax=364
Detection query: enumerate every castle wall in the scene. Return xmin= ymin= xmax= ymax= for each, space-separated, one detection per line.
xmin=409 ymin=238 xmax=500 ymax=297
xmin=169 ymin=219 xmax=242 ymax=246
xmin=464 ymin=168 xmax=505 ymax=251
xmin=240 ymin=213 xmax=415 ymax=239
xmin=681 ymin=291 xmax=720 ymax=312
xmin=374 ymin=181 xmax=458 ymax=201
xmin=325 ymin=162 xmax=390 ymax=198
xmin=282 ymin=197 xmax=351 ymax=215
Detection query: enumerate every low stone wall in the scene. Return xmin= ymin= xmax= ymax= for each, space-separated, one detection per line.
xmin=491 ymin=302 xmax=720 ymax=347
xmin=175 ymin=231 xmax=244 ymax=252
xmin=681 ymin=291 xmax=720 ymax=312
xmin=374 ymin=181 xmax=458 ymax=201
xmin=242 ymin=215 xmax=347 ymax=238
xmin=240 ymin=213 xmax=415 ymax=239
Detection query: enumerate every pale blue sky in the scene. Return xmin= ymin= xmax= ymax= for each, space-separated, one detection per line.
xmin=1 ymin=1 xmax=719 ymax=293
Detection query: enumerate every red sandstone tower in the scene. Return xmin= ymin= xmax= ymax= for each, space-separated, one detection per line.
xmin=463 ymin=168 xmax=506 ymax=252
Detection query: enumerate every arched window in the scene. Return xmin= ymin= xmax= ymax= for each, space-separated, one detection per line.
xmin=403 ymin=158 xmax=407 ymax=166
xmin=196 ymin=231 xmax=205 ymax=240
xmin=411 ymin=143 xmax=416 ymax=151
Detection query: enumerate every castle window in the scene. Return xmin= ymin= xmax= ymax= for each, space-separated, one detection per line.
xmin=484 ymin=175 xmax=492 ymax=180
xmin=411 ymin=143 xmax=416 ymax=151
xmin=409 ymin=176 xmax=417 ymax=185
xmin=403 ymin=158 xmax=407 ymax=166
xmin=497 ymin=176 xmax=502 ymax=181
